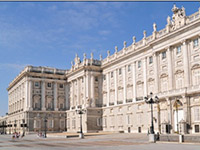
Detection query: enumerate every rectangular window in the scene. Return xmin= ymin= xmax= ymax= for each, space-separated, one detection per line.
xmin=193 ymin=39 xmax=199 ymax=48
xmin=138 ymin=61 xmax=141 ymax=68
xmin=194 ymin=107 xmax=200 ymax=121
xmin=149 ymin=56 xmax=153 ymax=64
xmin=195 ymin=125 xmax=200 ymax=133
xmin=162 ymin=51 xmax=166 ymax=59
xmin=177 ymin=46 xmax=181 ymax=54
xmin=103 ymin=75 xmax=106 ymax=80
xmin=47 ymin=83 xmax=52 ymax=88
xmin=59 ymin=84 xmax=64 ymax=88
xmin=35 ymin=82 xmax=39 ymax=87
xmin=111 ymin=72 xmax=113 ymax=78
xmin=95 ymin=77 xmax=98 ymax=82
xmin=128 ymin=65 xmax=131 ymax=72
xmin=119 ymin=68 xmax=122 ymax=75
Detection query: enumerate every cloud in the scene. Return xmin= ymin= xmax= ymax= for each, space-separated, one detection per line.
xmin=0 ymin=63 xmax=27 ymax=71
xmin=98 ymin=30 xmax=111 ymax=36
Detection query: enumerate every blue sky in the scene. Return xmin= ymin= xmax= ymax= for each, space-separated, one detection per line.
xmin=0 ymin=2 xmax=199 ymax=116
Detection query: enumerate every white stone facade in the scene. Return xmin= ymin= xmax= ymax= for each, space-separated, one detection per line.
xmin=1 ymin=5 xmax=200 ymax=134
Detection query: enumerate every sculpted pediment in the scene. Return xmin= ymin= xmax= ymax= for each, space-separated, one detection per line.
xmin=175 ymin=69 xmax=184 ymax=74
xmin=160 ymin=73 xmax=168 ymax=78
xmin=192 ymin=64 xmax=200 ymax=70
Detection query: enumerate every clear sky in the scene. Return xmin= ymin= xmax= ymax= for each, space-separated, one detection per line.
xmin=0 ymin=2 xmax=199 ymax=116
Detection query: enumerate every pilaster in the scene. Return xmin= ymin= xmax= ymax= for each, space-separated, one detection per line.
xmin=114 ymin=70 xmax=118 ymax=105
xmin=167 ymin=47 xmax=173 ymax=90
xmin=28 ymin=80 xmax=33 ymax=110
xmin=153 ymin=52 xmax=159 ymax=93
xmin=41 ymin=80 xmax=46 ymax=111
xmin=106 ymin=73 xmax=110 ymax=107
xmin=143 ymin=57 xmax=147 ymax=96
xmin=132 ymin=62 xmax=136 ymax=102
xmin=182 ymin=40 xmax=190 ymax=87
xmin=91 ymin=75 xmax=95 ymax=107
xmin=123 ymin=66 xmax=127 ymax=104
xmin=54 ymin=82 xmax=58 ymax=111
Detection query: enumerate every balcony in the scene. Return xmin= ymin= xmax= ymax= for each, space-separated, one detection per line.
xmin=126 ymin=99 xmax=133 ymax=103
xmin=117 ymin=101 xmax=123 ymax=104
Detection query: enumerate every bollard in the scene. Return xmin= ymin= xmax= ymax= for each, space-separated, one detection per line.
xmin=179 ymin=134 xmax=184 ymax=143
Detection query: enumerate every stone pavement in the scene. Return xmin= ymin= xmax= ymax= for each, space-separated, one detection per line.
xmin=0 ymin=133 xmax=200 ymax=150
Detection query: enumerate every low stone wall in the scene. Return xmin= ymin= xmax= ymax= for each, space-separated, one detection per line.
xmin=160 ymin=134 xmax=200 ymax=143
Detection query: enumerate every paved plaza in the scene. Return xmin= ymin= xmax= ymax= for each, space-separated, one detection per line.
xmin=0 ymin=133 xmax=200 ymax=150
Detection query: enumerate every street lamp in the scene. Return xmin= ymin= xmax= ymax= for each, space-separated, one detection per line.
xmin=44 ymin=116 xmax=48 ymax=138
xmin=145 ymin=92 xmax=159 ymax=142
xmin=76 ymin=108 xmax=86 ymax=139
xmin=14 ymin=120 xmax=17 ymax=133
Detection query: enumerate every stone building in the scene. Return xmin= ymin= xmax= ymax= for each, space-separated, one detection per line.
xmin=6 ymin=66 xmax=67 ymax=133
xmin=1 ymin=5 xmax=200 ymax=134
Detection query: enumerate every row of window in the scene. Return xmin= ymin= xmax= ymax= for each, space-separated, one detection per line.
xmin=34 ymin=82 xmax=64 ymax=88
xmin=103 ymin=38 xmax=199 ymax=80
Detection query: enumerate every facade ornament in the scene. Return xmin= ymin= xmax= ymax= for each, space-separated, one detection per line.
xmin=90 ymin=53 xmax=93 ymax=60
xmin=123 ymin=41 xmax=127 ymax=48
xmin=132 ymin=36 xmax=136 ymax=45
xmin=143 ymin=30 xmax=146 ymax=39
xmin=115 ymin=46 xmax=118 ymax=53
xmin=71 ymin=61 xmax=73 ymax=66
xmin=107 ymin=50 xmax=110 ymax=57
xmin=99 ymin=54 xmax=102 ymax=61
xmin=153 ymin=23 xmax=157 ymax=32
xmin=83 ymin=53 xmax=86 ymax=60
xmin=167 ymin=16 xmax=171 ymax=25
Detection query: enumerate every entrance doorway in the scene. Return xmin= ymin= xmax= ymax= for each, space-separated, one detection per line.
xmin=173 ymin=99 xmax=183 ymax=132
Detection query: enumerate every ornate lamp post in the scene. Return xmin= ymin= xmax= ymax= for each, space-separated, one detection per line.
xmin=44 ymin=116 xmax=48 ymax=138
xmin=76 ymin=108 xmax=86 ymax=139
xmin=14 ymin=120 xmax=17 ymax=133
xmin=145 ymin=92 xmax=159 ymax=142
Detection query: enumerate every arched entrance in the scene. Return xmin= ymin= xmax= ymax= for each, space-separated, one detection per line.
xmin=173 ymin=99 xmax=183 ymax=133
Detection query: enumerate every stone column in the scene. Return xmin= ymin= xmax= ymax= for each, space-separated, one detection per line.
xmin=77 ymin=79 xmax=80 ymax=107
xmin=182 ymin=40 xmax=190 ymax=87
xmin=24 ymin=79 xmax=29 ymax=111
xmin=166 ymin=97 xmax=172 ymax=133
xmin=182 ymin=96 xmax=190 ymax=123
xmin=91 ymin=75 xmax=95 ymax=107
xmin=153 ymin=52 xmax=159 ymax=93
xmin=65 ymin=84 xmax=69 ymax=110
xmin=106 ymin=73 xmax=110 ymax=107
xmin=28 ymin=80 xmax=33 ymax=110
xmin=123 ymin=66 xmax=127 ymax=104
xmin=167 ymin=47 xmax=173 ymax=90
xmin=41 ymin=80 xmax=46 ymax=111
xmin=143 ymin=57 xmax=147 ymax=96
xmin=54 ymin=82 xmax=58 ymax=111
xmin=132 ymin=62 xmax=136 ymax=102
xmin=71 ymin=81 xmax=74 ymax=108
xmin=114 ymin=70 xmax=118 ymax=105
xmin=84 ymin=75 xmax=86 ymax=108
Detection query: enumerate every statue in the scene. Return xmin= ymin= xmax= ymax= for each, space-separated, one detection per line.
xmin=90 ymin=52 xmax=93 ymax=60
xmin=107 ymin=50 xmax=110 ymax=57
xmin=99 ymin=54 xmax=102 ymax=61
xmin=153 ymin=23 xmax=157 ymax=32
xmin=167 ymin=16 xmax=171 ymax=25
xmin=132 ymin=36 xmax=136 ymax=44
xmin=71 ymin=61 xmax=73 ymax=66
xmin=115 ymin=46 xmax=118 ymax=53
xmin=123 ymin=41 xmax=127 ymax=48
xmin=143 ymin=30 xmax=146 ymax=38
xmin=83 ymin=53 xmax=86 ymax=60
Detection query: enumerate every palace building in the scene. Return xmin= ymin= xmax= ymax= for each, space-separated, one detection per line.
xmin=1 ymin=5 xmax=200 ymax=134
